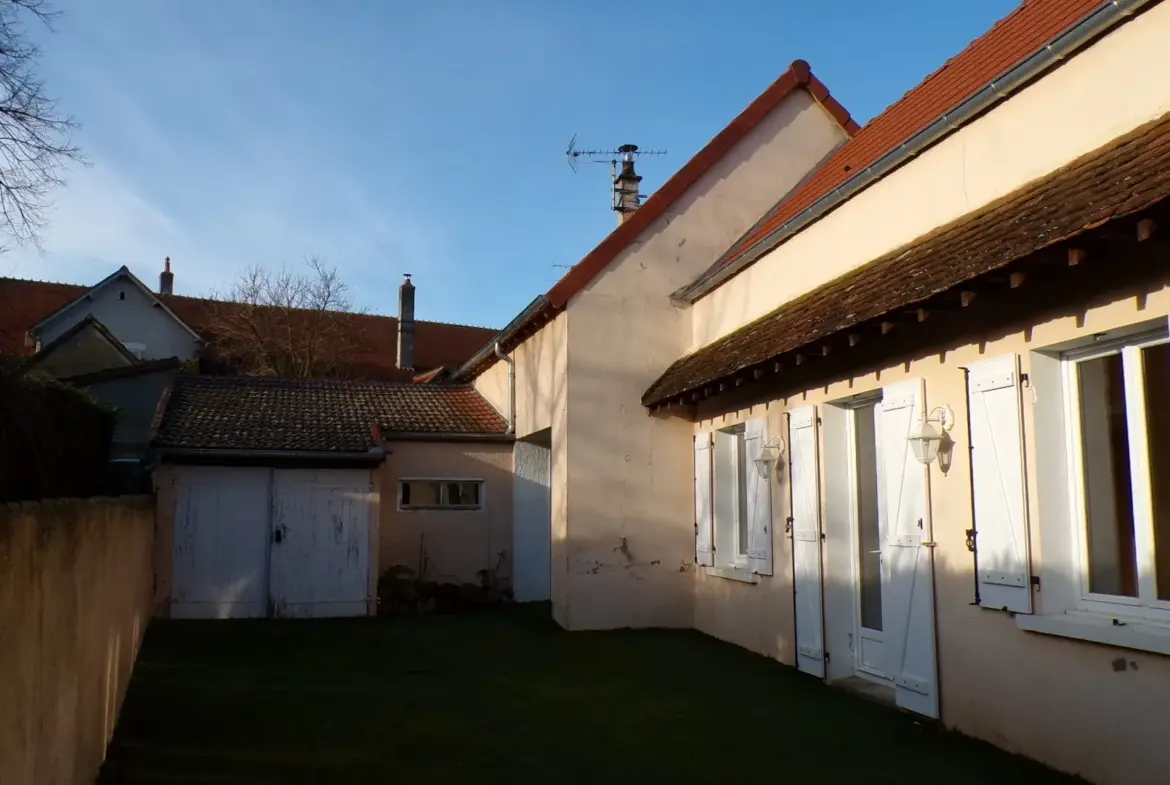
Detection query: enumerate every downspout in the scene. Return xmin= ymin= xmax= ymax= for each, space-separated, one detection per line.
xmin=494 ymin=342 xmax=516 ymax=435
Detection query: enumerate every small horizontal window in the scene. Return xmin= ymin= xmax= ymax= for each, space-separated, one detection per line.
xmin=398 ymin=479 xmax=483 ymax=510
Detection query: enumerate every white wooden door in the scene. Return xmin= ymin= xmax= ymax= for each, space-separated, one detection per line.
xmin=269 ymin=469 xmax=373 ymax=618
xmin=171 ymin=467 xmax=271 ymax=619
xmin=513 ymin=441 xmax=552 ymax=602
xmin=789 ymin=406 xmax=825 ymax=678
xmin=878 ymin=380 xmax=939 ymax=718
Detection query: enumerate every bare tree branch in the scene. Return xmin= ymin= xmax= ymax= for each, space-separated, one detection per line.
xmin=204 ymin=257 xmax=366 ymax=379
xmin=0 ymin=0 xmax=86 ymax=246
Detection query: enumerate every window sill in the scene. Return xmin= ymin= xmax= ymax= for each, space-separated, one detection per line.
xmin=704 ymin=566 xmax=759 ymax=584
xmin=1016 ymin=611 xmax=1170 ymax=656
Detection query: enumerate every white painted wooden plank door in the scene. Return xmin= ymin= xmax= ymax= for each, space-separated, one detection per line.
xmin=269 ymin=469 xmax=373 ymax=618
xmin=967 ymin=354 xmax=1033 ymax=613
xmin=171 ymin=467 xmax=271 ymax=619
xmin=878 ymin=380 xmax=939 ymax=718
xmin=513 ymin=441 xmax=552 ymax=602
xmin=789 ymin=406 xmax=825 ymax=678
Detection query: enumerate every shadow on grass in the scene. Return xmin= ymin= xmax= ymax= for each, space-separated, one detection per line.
xmin=99 ymin=604 xmax=1083 ymax=785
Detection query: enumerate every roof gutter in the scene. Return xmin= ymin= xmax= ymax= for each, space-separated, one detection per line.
xmin=381 ymin=432 xmax=516 ymax=443
xmin=154 ymin=446 xmax=388 ymax=462
xmin=674 ymin=0 xmax=1150 ymax=305
xmin=451 ymin=294 xmax=550 ymax=381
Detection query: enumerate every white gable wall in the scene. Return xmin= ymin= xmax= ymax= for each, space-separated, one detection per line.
xmin=692 ymin=2 xmax=1170 ymax=349
xmin=38 ymin=278 xmax=198 ymax=361
xmin=560 ymin=89 xmax=850 ymax=629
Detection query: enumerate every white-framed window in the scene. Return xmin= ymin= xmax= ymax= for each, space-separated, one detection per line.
xmin=714 ymin=425 xmax=751 ymax=567
xmin=693 ymin=418 xmax=773 ymax=578
xmin=1062 ymin=329 xmax=1170 ymax=622
xmin=398 ymin=478 xmax=484 ymax=511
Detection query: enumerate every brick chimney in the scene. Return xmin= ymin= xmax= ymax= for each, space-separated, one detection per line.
xmin=159 ymin=256 xmax=174 ymax=295
xmin=397 ymin=274 xmax=415 ymax=370
xmin=613 ymin=144 xmax=642 ymax=223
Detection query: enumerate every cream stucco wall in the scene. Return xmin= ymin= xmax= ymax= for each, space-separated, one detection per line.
xmin=692 ymin=3 xmax=1170 ymax=349
xmin=688 ymin=255 xmax=1170 ymax=785
xmin=691 ymin=402 xmax=798 ymax=663
xmin=473 ymin=313 xmax=569 ymax=618
xmin=474 ymin=311 xmax=567 ymax=440
xmin=559 ymin=90 xmax=851 ymax=629
xmin=0 ymin=497 xmax=154 ymax=785
xmin=380 ymin=441 xmax=514 ymax=586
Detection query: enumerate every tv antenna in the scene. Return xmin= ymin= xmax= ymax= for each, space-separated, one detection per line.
xmin=565 ymin=134 xmax=666 ymax=173
xmin=566 ymin=136 xmax=666 ymax=216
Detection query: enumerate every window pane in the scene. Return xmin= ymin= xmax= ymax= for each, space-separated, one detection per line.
xmin=445 ymin=482 xmax=481 ymax=507
xmin=736 ymin=432 xmax=749 ymax=555
xmin=855 ymin=405 xmax=883 ymax=631
xmin=1141 ymin=343 xmax=1170 ymax=600
xmin=1077 ymin=354 xmax=1139 ymax=597
xmin=404 ymin=482 xmax=441 ymax=507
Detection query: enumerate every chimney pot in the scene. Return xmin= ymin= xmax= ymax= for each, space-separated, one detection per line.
xmin=397 ymin=274 xmax=415 ymax=370
xmin=159 ymin=256 xmax=175 ymax=295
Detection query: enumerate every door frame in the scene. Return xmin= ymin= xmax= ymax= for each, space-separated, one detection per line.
xmin=843 ymin=397 xmax=892 ymax=685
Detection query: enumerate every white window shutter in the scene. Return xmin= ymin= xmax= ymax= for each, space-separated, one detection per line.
xmin=967 ymin=354 xmax=1032 ymax=613
xmin=819 ymin=404 xmax=854 ymax=682
xmin=879 ymin=380 xmax=938 ymax=718
xmin=694 ymin=433 xmax=714 ymax=567
xmin=745 ymin=417 xmax=773 ymax=575
xmin=789 ymin=406 xmax=824 ymax=678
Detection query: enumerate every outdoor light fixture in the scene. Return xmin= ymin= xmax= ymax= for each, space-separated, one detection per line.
xmin=908 ymin=405 xmax=955 ymax=466
xmin=754 ymin=437 xmax=786 ymax=479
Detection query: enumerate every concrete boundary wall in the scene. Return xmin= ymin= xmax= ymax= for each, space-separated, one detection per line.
xmin=0 ymin=496 xmax=154 ymax=785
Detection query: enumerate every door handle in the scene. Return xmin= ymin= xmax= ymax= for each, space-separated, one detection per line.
xmin=273 ymin=527 xmax=284 ymax=544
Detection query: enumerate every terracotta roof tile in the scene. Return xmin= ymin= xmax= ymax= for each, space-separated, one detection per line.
xmin=642 ymin=109 xmax=1170 ymax=407
xmin=696 ymin=0 xmax=1107 ymax=290
xmin=0 ymin=278 xmax=495 ymax=381
xmin=155 ymin=375 xmax=507 ymax=453
xmin=0 ymin=278 xmax=85 ymax=355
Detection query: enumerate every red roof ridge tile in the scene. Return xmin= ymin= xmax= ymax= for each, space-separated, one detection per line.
xmin=0 ymin=275 xmax=86 ymax=289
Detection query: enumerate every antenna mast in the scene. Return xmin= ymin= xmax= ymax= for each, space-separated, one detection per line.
xmin=566 ymin=136 xmax=666 ymax=218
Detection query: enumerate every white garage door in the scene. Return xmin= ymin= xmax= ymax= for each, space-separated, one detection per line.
xmin=172 ymin=467 xmax=271 ymax=619
xmin=171 ymin=466 xmax=374 ymax=620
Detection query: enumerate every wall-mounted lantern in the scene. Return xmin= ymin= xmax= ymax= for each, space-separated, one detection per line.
xmin=753 ymin=437 xmax=786 ymax=479
xmin=908 ymin=405 xmax=955 ymax=466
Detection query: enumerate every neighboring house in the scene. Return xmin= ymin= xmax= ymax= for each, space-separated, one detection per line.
xmin=151 ymin=374 xmax=512 ymax=619
xmin=70 ymin=359 xmax=182 ymax=459
xmin=460 ymin=58 xmax=859 ymax=624
xmin=21 ymin=315 xmax=141 ymax=378
xmin=0 ymin=264 xmax=497 ymax=381
xmin=455 ymin=2 xmax=1170 ymax=785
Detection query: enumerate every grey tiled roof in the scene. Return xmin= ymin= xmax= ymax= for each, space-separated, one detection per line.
xmin=154 ymin=375 xmax=507 ymax=452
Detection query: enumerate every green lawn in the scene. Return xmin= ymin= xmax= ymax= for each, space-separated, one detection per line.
xmin=100 ymin=606 xmax=1082 ymax=785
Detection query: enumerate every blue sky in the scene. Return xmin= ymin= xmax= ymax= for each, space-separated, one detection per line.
xmin=8 ymin=0 xmax=1016 ymax=329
